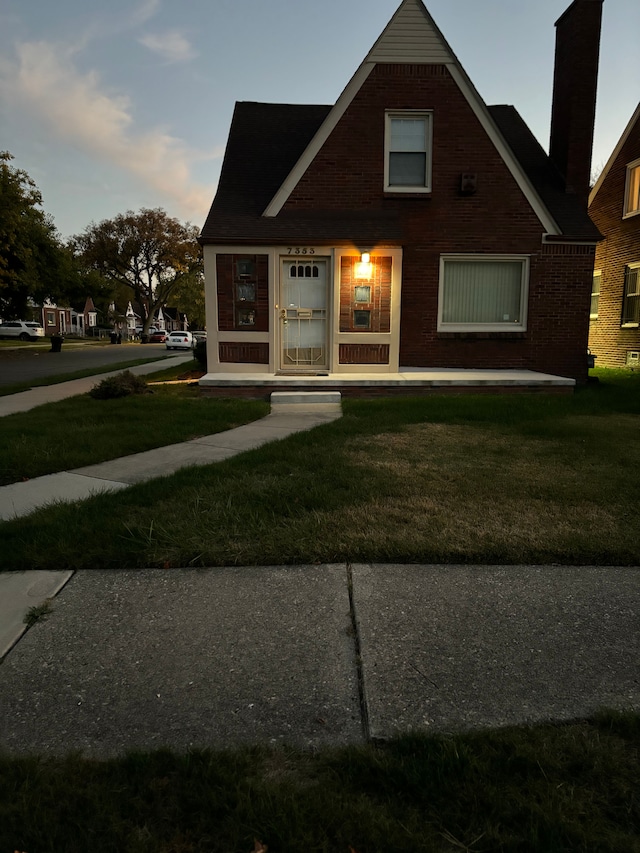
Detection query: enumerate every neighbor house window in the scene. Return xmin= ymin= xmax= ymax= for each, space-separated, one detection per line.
xmin=622 ymin=263 xmax=640 ymax=326
xmin=46 ymin=311 xmax=55 ymax=326
xmin=438 ymin=255 xmax=529 ymax=332
xmin=591 ymin=271 xmax=601 ymax=319
xmin=624 ymin=161 xmax=640 ymax=217
xmin=384 ymin=111 xmax=432 ymax=192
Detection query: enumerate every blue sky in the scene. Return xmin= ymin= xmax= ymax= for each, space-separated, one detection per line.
xmin=1 ymin=0 xmax=638 ymax=240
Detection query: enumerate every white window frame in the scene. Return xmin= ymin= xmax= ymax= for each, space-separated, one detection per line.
xmin=623 ymin=159 xmax=640 ymax=218
xmin=437 ymin=254 xmax=530 ymax=332
xmin=384 ymin=110 xmax=433 ymax=193
xmin=621 ymin=261 xmax=640 ymax=327
xmin=591 ymin=270 xmax=601 ymax=320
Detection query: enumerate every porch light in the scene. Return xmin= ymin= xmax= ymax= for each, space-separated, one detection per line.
xmin=355 ymin=252 xmax=373 ymax=280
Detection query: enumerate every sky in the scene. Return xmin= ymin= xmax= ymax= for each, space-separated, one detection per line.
xmin=1 ymin=0 xmax=638 ymax=241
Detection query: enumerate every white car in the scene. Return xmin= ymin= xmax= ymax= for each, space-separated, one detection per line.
xmin=0 ymin=320 xmax=45 ymax=341
xmin=166 ymin=331 xmax=194 ymax=350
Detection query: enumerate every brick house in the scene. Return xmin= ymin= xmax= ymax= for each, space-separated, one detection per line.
xmin=199 ymin=0 xmax=602 ymax=395
xmin=588 ymin=102 xmax=640 ymax=367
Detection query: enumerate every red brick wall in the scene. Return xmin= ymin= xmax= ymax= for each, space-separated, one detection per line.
xmin=588 ymin=115 xmax=640 ymax=367
xmin=279 ymin=64 xmax=593 ymax=382
xmin=339 ymin=343 xmax=390 ymax=364
xmin=216 ymin=254 xmax=269 ymax=332
xmin=219 ymin=342 xmax=269 ymax=363
xmin=339 ymin=256 xmax=391 ymax=332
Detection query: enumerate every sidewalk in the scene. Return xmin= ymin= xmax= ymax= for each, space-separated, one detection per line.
xmin=0 ymin=564 xmax=638 ymax=757
xmin=0 ymin=354 xmax=193 ymax=416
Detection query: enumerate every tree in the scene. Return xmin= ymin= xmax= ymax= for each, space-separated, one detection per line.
xmin=73 ymin=208 xmax=203 ymax=334
xmin=0 ymin=151 xmax=81 ymax=318
xmin=170 ymin=267 xmax=206 ymax=329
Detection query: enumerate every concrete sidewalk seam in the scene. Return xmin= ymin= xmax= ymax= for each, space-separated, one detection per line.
xmin=347 ymin=562 xmax=371 ymax=741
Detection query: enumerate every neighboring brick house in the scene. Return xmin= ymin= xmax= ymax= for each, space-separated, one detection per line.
xmin=41 ymin=301 xmax=72 ymax=336
xmin=199 ymin=0 xmax=603 ymax=393
xmin=588 ymin=103 xmax=640 ymax=367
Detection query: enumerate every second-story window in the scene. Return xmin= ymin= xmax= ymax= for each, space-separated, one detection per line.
xmin=624 ymin=160 xmax=640 ymax=217
xmin=384 ymin=111 xmax=432 ymax=193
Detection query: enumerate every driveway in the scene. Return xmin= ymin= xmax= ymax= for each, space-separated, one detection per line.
xmin=0 ymin=342 xmax=170 ymax=387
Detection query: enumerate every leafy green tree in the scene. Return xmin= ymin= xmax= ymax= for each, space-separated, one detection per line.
xmin=73 ymin=208 xmax=203 ymax=334
xmin=0 ymin=151 xmax=82 ymax=318
xmin=171 ymin=268 xmax=206 ymax=329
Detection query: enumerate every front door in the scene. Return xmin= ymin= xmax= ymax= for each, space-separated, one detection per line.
xmin=280 ymin=258 xmax=328 ymax=371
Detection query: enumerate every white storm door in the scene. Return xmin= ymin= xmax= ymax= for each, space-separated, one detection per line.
xmin=280 ymin=259 xmax=328 ymax=369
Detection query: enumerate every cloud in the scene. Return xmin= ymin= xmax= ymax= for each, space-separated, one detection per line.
xmin=139 ymin=30 xmax=197 ymax=63
xmin=129 ymin=0 xmax=162 ymax=28
xmin=0 ymin=40 xmax=217 ymax=224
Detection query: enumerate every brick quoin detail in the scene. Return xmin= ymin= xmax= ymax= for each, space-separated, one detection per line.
xmin=339 ymin=344 xmax=390 ymax=364
xmin=219 ymin=342 xmax=270 ymax=363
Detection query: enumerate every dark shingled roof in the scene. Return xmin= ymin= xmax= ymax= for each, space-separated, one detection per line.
xmin=200 ymin=100 xmax=601 ymax=245
xmin=488 ymin=105 xmax=602 ymax=241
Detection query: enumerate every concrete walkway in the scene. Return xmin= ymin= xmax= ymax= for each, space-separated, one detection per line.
xmin=0 ymin=354 xmax=193 ymax=415
xmin=0 ymin=564 xmax=637 ymax=756
xmin=0 ymin=395 xmax=342 ymax=521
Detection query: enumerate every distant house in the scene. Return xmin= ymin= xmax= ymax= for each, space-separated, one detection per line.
xmin=588 ymin=102 xmax=640 ymax=367
xmin=41 ymin=301 xmax=72 ymax=336
xmin=199 ymin=0 xmax=603 ymax=395
xmin=162 ymin=307 xmax=189 ymax=332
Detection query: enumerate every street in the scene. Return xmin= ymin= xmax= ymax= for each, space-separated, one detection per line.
xmin=0 ymin=342 xmax=169 ymax=387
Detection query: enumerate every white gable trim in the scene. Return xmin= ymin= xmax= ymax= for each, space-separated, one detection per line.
xmin=263 ymin=62 xmax=375 ymax=217
xmin=589 ymin=102 xmax=640 ymax=206
xmin=263 ymin=0 xmax=560 ymax=236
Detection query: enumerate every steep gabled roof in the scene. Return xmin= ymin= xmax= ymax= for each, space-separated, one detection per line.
xmin=200 ymin=0 xmax=599 ymax=245
xmin=199 ymin=101 xmax=403 ymax=244
xmin=589 ymin=101 xmax=640 ymax=206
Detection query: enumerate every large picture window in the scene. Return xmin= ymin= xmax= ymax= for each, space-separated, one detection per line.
xmin=384 ymin=111 xmax=432 ymax=192
xmin=438 ymin=256 xmax=529 ymax=332
xmin=622 ymin=264 xmax=640 ymax=326
xmin=624 ymin=161 xmax=640 ymax=217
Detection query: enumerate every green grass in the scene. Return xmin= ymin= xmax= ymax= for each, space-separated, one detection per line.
xmin=0 ymin=381 xmax=268 ymax=485
xmin=1 ymin=369 xmax=639 ymax=570
xmin=0 ymin=711 xmax=637 ymax=852
xmin=0 ymin=354 xmax=178 ymax=397
xmin=0 ymin=372 xmax=640 ymax=570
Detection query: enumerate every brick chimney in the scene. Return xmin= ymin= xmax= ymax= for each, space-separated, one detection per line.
xmin=549 ymin=0 xmax=603 ymax=207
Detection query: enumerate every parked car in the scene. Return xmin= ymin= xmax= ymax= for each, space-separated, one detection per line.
xmin=191 ymin=330 xmax=207 ymax=343
xmin=149 ymin=330 xmax=167 ymax=343
xmin=166 ymin=331 xmax=194 ymax=350
xmin=0 ymin=320 xmax=45 ymax=341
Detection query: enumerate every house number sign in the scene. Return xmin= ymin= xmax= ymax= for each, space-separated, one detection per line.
xmin=286 ymin=247 xmax=315 ymax=254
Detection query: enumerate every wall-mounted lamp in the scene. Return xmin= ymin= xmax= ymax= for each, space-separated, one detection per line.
xmin=355 ymin=252 xmax=373 ymax=280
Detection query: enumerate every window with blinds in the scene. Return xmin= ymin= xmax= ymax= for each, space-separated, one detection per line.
xmin=384 ymin=111 xmax=432 ymax=192
xmin=591 ymin=271 xmax=601 ymax=319
xmin=438 ymin=256 xmax=529 ymax=332
xmin=622 ymin=265 xmax=640 ymax=326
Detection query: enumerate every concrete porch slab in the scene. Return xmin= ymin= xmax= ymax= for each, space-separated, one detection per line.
xmin=351 ymin=564 xmax=640 ymax=738
xmin=199 ymin=368 xmax=576 ymax=398
xmin=0 ymin=566 xmax=362 ymax=757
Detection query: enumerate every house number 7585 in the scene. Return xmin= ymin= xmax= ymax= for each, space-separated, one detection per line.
xmin=287 ymin=247 xmax=315 ymax=254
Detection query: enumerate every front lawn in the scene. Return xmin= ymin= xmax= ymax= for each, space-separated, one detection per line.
xmin=1 ymin=369 xmax=639 ymax=570
xmin=0 ymin=381 xmax=268 ymax=485
xmin=1 ymin=712 xmax=637 ymax=853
